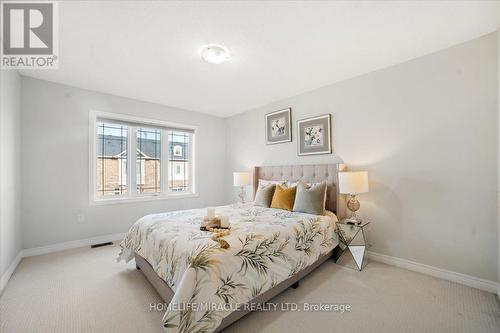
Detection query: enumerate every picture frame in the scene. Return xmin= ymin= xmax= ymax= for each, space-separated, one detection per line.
xmin=297 ymin=114 xmax=332 ymax=156
xmin=265 ymin=108 xmax=292 ymax=145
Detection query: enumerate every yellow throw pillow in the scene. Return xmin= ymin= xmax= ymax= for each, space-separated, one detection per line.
xmin=270 ymin=185 xmax=297 ymax=211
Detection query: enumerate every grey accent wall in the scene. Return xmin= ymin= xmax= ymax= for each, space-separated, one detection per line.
xmin=21 ymin=77 xmax=226 ymax=248
xmin=225 ymin=33 xmax=498 ymax=281
xmin=0 ymin=70 xmax=23 ymax=277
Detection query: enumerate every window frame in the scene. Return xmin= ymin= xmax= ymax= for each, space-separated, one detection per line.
xmin=89 ymin=110 xmax=198 ymax=205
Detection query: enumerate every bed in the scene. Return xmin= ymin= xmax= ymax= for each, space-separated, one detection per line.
xmin=118 ymin=164 xmax=346 ymax=332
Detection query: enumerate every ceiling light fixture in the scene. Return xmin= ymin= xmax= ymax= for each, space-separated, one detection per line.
xmin=199 ymin=44 xmax=230 ymax=64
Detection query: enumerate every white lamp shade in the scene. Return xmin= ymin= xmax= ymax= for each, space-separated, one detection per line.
xmin=338 ymin=171 xmax=369 ymax=194
xmin=233 ymin=172 xmax=251 ymax=187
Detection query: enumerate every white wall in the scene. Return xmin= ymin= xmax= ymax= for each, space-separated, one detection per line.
xmin=21 ymin=77 xmax=226 ymax=249
xmin=225 ymin=33 xmax=498 ymax=281
xmin=0 ymin=70 xmax=23 ymax=277
xmin=497 ymin=29 xmax=500 ymax=296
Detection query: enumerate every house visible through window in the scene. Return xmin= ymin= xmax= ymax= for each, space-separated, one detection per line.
xmin=168 ymin=131 xmax=190 ymax=192
xmin=136 ymin=127 xmax=161 ymax=194
xmin=93 ymin=113 xmax=195 ymax=202
xmin=173 ymin=145 xmax=182 ymax=157
xmin=96 ymin=122 xmax=128 ymax=196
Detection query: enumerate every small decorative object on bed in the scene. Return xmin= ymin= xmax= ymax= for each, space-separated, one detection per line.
xmin=233 ymin=172 xmax=251 ymax=203
xmin=201 ymin=207 xmax=221 ymax=230
xmin=297 ymin=114 xmax=332 ymax=155
xmin=265 ymin=108 xmax=292 ymax=144
xmin=220 ymin=215 xmax=230 ymax=228
xmin=209 ymin=227 xmax=231 ymax=249
xmin=338 ymin=171 xmax=369 ymax=224
xmin=201 ymin=216 xmax=220 ymax=230
xmin=207 ymin=207 xmax=215 ymax=218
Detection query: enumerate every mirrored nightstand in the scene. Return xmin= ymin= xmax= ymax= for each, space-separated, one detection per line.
xmin=335 ymin=221 xmax=370 ymax=270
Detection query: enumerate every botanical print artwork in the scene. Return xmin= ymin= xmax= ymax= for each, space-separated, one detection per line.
xmin=118 ymin=203 xmax=337 ymax=333
xmin=265 ymin=108 xmax=291 ymax=144
xmin=304 ymin=124 xmax=324 ymax=147
xmin=297 ymin=114 xmax=332 ymax=155
xmin=271 ymin=117 xmax=287 ymax=137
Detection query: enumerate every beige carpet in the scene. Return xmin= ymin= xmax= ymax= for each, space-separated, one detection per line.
xmin=1 ymin=245 xmax=499 ymax=333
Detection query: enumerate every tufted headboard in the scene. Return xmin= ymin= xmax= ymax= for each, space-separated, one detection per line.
xmin=253 ymin=164 xmax=347 ymax=217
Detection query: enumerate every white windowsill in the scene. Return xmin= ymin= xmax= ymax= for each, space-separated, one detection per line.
xmin=90 ymin=192 xmax=199 ymax=206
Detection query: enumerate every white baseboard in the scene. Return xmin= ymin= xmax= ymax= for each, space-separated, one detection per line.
xmin=368 ymin=251 xmax=499 ymax=294
xmin=23 ymin=233 xmax=125 ymax=257
xmin=0 ymin=233 xmax=125 ymax=294
xmin=0 ymin=251 xmax=23 ymax=295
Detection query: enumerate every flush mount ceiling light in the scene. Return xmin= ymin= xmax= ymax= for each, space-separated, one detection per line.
xmin=199 ymin=44 xmax=230 ymax=64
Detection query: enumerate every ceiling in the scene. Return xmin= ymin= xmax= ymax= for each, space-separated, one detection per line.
xmin=20 ymin=1 xmax=500 ymax=117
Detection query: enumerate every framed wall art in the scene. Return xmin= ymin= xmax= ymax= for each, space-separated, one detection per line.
xmin=265 ymin=108 xmax=292 ymax=145
xmin=297 ymin=114 xmax=332 ymax=156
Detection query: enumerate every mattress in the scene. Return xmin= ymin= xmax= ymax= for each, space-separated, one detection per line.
xmin=118 ymin=203 xmax=338 ymax=333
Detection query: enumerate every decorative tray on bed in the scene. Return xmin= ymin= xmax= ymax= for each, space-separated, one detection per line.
xmin=200 ymin=226 xmax=231 ymax=231
xmin=200 ymin=216 xmax=231 ymax=231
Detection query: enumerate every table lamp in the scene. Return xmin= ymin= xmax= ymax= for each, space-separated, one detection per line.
xmin=233 ymin=172 xmax=251 ymax=203
xmin=338 ymin=171 xmax=369 ymax=224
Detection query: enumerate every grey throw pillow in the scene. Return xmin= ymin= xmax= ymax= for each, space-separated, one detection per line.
xmin=292 ymin=181 xmax=327 ymax=215
xmin=254 ymin=183 xmax=276 ymax=207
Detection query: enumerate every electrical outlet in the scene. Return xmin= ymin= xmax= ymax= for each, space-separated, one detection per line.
xmin=77 ymin=213 xmax=85 ymax=223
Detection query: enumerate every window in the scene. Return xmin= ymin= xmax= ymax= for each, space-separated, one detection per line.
xmin=96 ymin=122 xmax=128 ymax=196
xmin=91 ymin=112 xmax=196 ymax=203
xmin=136 ymin=127 xmax=161 ymax=194
xmin=168 ymin=132 xmax=190 ymax=192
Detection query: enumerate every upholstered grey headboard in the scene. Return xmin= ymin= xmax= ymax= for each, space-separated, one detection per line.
xmin=253 ymin=164 xmax=347 ymax=217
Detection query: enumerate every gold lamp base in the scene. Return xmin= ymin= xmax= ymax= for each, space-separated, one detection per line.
xmin=346 ymin=194 xmax=362 ymax=224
